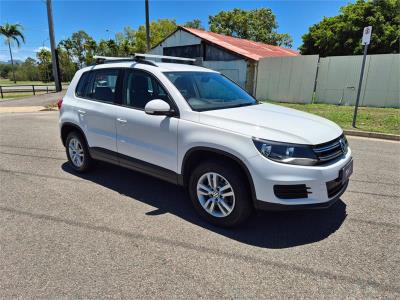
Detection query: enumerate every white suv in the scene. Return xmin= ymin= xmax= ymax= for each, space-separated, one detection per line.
xmin=59 ymin=55 xmax=353 ymax=227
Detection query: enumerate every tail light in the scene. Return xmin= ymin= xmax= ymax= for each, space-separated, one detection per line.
xmin=57 ymin=99 xmax=63 ymax=110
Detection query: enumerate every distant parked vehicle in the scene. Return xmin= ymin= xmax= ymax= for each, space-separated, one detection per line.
xmin=58 ymin=54 xmax=353 ymax=227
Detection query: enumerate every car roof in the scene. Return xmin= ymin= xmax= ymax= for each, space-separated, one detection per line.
xmin=80 ymin=61 xmax=218 ymax=73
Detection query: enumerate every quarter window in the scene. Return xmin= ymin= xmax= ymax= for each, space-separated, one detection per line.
xmin=76 ymin=69 xmax=119 ymax=103
xmin=75 ymin=72 xmax=90 ymax=97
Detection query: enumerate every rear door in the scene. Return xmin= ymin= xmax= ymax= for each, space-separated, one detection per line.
xmin=74 ymin=69 xmax=121 ymax=158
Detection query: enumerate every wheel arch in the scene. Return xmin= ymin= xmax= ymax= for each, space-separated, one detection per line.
xmin=180 ymin=147 xmax=257 ymax=205
xmin=61 ymin=122 xmax=89 ymax=148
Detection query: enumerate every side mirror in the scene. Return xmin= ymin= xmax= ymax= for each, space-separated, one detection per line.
xmin=144 ymin=99 xmax=174 ymax=116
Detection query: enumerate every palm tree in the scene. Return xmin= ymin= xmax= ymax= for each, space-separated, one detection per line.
xmin=0 ymin=23 xmax=25 ymax=83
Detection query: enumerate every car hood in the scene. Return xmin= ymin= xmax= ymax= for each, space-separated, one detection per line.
xmin=198 ymin=103 xmax=343 ymax=145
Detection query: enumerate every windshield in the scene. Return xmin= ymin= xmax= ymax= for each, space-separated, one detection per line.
xmin=163 ymin=71 xmax=257 ymax=111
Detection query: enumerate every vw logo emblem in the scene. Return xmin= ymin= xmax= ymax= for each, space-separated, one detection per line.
xmin=339 ymin=139 xmax=346 ymax=153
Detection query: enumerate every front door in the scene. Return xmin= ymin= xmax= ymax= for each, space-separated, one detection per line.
xmin=115 ymin=70 xmax=178 ymax=180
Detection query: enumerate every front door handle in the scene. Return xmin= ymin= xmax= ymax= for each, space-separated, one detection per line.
xmin=116 ymin=118 xmax=127 ymax=124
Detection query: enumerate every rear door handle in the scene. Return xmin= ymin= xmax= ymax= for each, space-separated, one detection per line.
xmin=116 ymin=118 xmax=127 ymax=123
xmin=77 ymin=109 xmax=86 ymax=115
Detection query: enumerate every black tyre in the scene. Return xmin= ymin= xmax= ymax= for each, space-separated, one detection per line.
xmin=188 ymin=160 xmax=253 ymax=227
xmin=65 ymin=131 xmax=93 ymax=172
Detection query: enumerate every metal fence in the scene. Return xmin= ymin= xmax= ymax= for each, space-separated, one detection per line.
xmin=255 ymin=54 xmax=400 ymax=108
xmin=0 ymin=84 xmax=68 ymax=99
xmin=315 ymin=54 xmax=399 ymax=107
xmin=255 ymin=55 xmax=319 ymax=104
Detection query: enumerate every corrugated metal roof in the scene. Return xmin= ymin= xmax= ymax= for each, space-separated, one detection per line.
xmin=181 ymin=26 xmax=299 ymax=61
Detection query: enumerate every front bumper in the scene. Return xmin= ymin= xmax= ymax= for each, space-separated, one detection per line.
xmin=247 ymin=148 xmax=352 ymax=210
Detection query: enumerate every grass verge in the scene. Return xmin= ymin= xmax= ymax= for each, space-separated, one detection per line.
xmin=0 ymin=91 xmax=48 ymax=100
xmin=266 ymin=101 xmax=399 ymax=135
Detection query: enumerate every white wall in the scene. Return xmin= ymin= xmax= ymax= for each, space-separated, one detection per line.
xmin=255 ymin=55 xmax=319 ymax=103
xmin=203 ymin=60 xmax=247 ymax=88
xmin=150 ymin=30 xmax=202 ymax=55
xmin=150 ymin=29 xmax=248 ymax=88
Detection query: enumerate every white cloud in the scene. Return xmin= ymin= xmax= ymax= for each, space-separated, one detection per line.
xmin=34 ymin=46 xmax=51 ymax=52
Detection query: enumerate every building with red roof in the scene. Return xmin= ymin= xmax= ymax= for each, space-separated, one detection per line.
xmin=150 ymin=26 xmax=299 ymax=93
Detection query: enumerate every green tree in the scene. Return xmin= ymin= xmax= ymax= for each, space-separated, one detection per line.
xmin=300 ymin=0 xmax=400 ymax=56
xmin=59 ymin=38 xmax=74 ymax=59
xmin=135 ymin=19 xmax=177 ymax=52
xmin=16 ymin=57 xmax=39 ymax=81
xmin=0 ymin=23 xmax=25 ymax=83
xmin=36 ymin=48 xmax=52 ymax=82
xmin=0 ymin=63 xmax=12 ymax=79
xmin=57 ymin=47 xmax=77 ymax=82
xmin=64 ymin=31 xmax=96 ymax=68
xmin=96 ymin=39 xmax=119 ymax=57
xmin=84 ymin=38 xmax=97 ymax=65
xmin=115 ymin=26 xmax=136 ymax=55
xmin=182 ymin=19 xmax=204 ymax=30
xmin=209 ymin=8 xmax=293 ymax=47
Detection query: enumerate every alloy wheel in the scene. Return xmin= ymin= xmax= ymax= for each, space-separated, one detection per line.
xmin=196 ymin=172 xmax=235 ymax=218
xmin=68 ymin=137 xmax=84 ymax=168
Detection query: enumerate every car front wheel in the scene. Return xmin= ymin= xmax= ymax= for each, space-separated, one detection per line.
xmin=188 ymin=160 xmax=252 ymax=227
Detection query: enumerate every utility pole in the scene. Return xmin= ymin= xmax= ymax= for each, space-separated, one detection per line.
xmin=46 ymin=0 xmax=62 ymax=92
xmin=352 ymin=26 xmax=372 ymax=128
xmin=145 ymin=0 xmax=151 ymax=52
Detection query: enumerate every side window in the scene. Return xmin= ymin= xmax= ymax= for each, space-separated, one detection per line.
xmin=123 ymin=71 xmax=170 ymax=109
xmin=84 ymin=69 xmax=119 ymax=103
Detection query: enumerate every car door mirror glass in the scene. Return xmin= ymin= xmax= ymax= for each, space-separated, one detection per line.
xmin=144 ymin=99 xmax=173 ymax=116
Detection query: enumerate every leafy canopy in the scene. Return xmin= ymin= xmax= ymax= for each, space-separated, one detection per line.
xmin=0 ymin=22 xmax=25 ymax=47
xmin=134 ymin=19 xmax=177 ymax=52
xmin=182 ymin=19 xmax=204 ymax=30
xmin=208 ymin=8 xmax=293 ymax=47
xmin=300 ymin=0 xmax=400 ymax=56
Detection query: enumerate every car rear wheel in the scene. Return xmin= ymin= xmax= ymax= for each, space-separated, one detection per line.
xmin=188 ymin=160 xmax=252 ymax=227
xmin=66 ymin=131 xmax=93 ymax=172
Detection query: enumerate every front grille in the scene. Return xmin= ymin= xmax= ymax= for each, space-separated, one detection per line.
xmin=273 ymin=184 xmax=311 ymax=199
xmin=313 ymin=135 xmax=348 ymax=164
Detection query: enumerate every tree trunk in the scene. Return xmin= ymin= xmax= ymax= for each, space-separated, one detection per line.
xmin=8 ymin=41 xmax=16 ymax=83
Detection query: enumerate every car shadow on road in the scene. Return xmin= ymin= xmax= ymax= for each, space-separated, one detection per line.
xmin=62 ymin=161 xmax=347 ymax=249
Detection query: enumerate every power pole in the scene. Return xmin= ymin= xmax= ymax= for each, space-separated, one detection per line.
xmin=145 ymin=0 xmax=151 ymax=52
xmin=46 ymin=0 xmax=62 ymax=92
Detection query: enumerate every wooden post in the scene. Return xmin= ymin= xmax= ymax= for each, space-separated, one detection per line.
xmin=0 ymin=86 xmax=3 ymax=99
xmin=32 ymin=85 xmax=36 ymax=95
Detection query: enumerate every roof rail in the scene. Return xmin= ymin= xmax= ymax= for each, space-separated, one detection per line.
xmin=93 ymin=53 xmax=196 ymax=66
xmin=134 ymin=53 xmax=196 ymax=62
xmin=93 ymin=55 xmax=158 ymax=67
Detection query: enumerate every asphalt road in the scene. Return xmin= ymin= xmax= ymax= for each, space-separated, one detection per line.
xmin=0 ymin=111 xmax=399 ymax=299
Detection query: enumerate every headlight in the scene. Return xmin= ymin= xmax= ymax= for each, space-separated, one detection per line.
xmin=253 ymin=138 xmax=318 ymax=166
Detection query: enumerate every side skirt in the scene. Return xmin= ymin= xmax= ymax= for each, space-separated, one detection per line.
xmin=89 ymin=147 xmax=181 ymax=185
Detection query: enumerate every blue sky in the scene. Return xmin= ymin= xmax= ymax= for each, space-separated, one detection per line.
xmin=0 ymin=0 xmax=349 ymax=61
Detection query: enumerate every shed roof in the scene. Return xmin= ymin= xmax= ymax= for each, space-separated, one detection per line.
xmin=179 ymin=27 xmax=299 ymax=61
